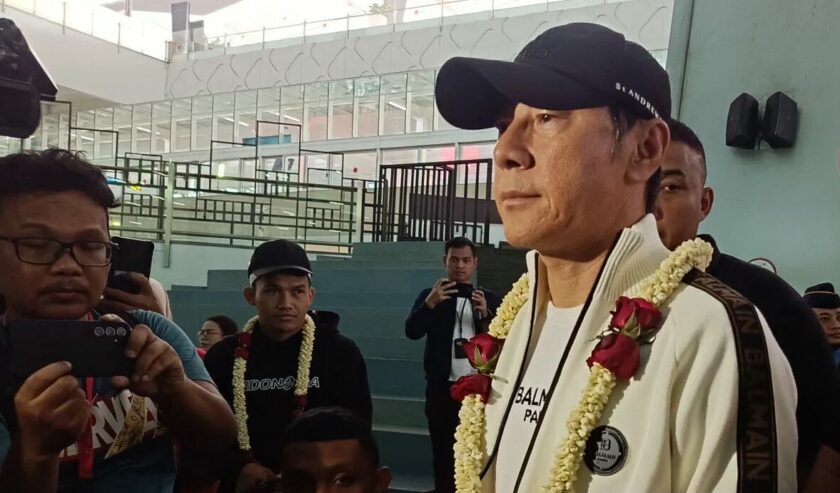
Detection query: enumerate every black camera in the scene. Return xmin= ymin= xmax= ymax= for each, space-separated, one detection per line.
xmin=0 ymin=18 xmax=57 ymax=138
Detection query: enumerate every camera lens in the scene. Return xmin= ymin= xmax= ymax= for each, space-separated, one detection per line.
xmin=94 ymin=326 xmax=104 ymax=337
xmin=116 ymin=327 xmax=127 ymax=337
xmin=105 ymin=326 xmax=115 ymax=337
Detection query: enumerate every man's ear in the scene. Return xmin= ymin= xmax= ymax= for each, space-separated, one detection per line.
xmin=374 ymin=466 xmax=392 ymax=492
xmin=627 ymin=118 xmax=670 ymax=186
xmin=243 ymin=285 xmax=256 ymax=307
xmin=699 ymin=187 xmax=715 ymax=222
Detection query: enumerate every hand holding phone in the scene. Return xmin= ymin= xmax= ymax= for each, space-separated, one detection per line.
xmin=107 ymin=237 xmax=154 ymax=295
xmin=14 ymin=362 xmax=92 ymax=459
xmin=101 ymin=272 xmax=166 ymax=316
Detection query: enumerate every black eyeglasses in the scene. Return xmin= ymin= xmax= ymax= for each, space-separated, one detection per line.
xmin=0 ymin=236 xmax=116 ymax=267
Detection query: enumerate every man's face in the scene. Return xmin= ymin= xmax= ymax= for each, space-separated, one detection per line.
xmin=492 ymin=104 xmax=645 ymax=259
xmin=198 ymin=320 xmax=225 ymax=349
xmin=0 ymin=191 xmax=110 ymax=321
xmin=244 ymin=272 xmax=314 ymax=339
xmin=444 ymin=246 xmax=477 ymax=283
xmin=655 ymin=141 xmax=713 ymax=250
xmin=814 ymin=308 xmax=840 ymax=345
xmin=279 ymin=439 xmax=391 ymax=493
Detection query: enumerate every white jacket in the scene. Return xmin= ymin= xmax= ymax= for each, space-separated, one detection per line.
xmin=481 ymin=216 xmax=797 ymax=493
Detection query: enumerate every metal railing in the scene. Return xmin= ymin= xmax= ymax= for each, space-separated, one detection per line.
xmin=373 ymin=158 xmax=494 ymax=245
xmin=191 ymin=0 xmax=607 ymax=57
xmin=2 ymin=0 xmax=170 ymax=60
xmin=100 ymin=155 xmax=361 ymax=262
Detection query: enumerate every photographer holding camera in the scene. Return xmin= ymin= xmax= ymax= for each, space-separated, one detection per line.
xmin=0 ymin=150 xmax=237 ymax=492
xmin=404 ymin=237 xmax=500 ymax=493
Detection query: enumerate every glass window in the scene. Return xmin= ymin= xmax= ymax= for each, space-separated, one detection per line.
xmin=434 ymin=70 xmax=455 ymax=132
xmin=461 ymin=142 xmax=494 ymax=160
xmin=43 ymin=114 xmax=60 ymax=148
xmin=303 ymin=82 xmax=328 ymax=142
xmin=408 ymin=71 xmax=434 ymax=133
xmin=172 ymin=99 xmax=192 ymax=152
xmin=213 ymin=93 xmax=235 ymax=148
xmin=382 ymin=148 xmax=418 ymax=165
xmin=114 ymin=105 xmax=132 ymax=155
xmin=132 ymin=103 xmax=152 ymax=154
xmin=235 ymin=90 xmax=258 ymax=143
xmin=95 ymin=107 xmax=114 ymax=158
xmin=257 ymin=88 xmax=281 ymax=137
xmin=354 ymin=76 xmax=380 ymax=138
xmin=76 ymin=110 xmax=95 ymax=156
xmin=328 ymin=79 xmax=353 ymax=140
xmin=152 ymin=101 xmax=171 ymax=154
xmin=381 ymin=74 xmax=406 ymax=135
xmin=280 ymin=85 xmax=304 ymax=142
xmin=419 ymin=145 xmax=456 ymax=163
xmin=192 ymin=96 xmax=213 ymax=150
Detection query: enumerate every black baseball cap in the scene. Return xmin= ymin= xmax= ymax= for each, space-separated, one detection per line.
xmin=434 ymin=23 xmax=671 ymax=130
xmin=804 ymin=283 xmax=840 ymax=309
xmin=248 ymin=239 xmax=312 ymax=286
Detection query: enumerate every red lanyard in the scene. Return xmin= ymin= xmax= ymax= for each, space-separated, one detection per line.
xmin=77 ymin=313 xmax=95 ymax=479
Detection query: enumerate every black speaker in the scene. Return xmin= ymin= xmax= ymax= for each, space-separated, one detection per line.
xmin=762 ymin=92 xmax=798 ymax=149
xmin=726 ymin=93 xmax=759 ymax=149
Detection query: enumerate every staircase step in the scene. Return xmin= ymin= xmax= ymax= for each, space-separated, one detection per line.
xmin=366 ymin=358 xmax=425 ymax=397
xmin=373 ymin=425 xmax=433 ymax=479
xmin=374 ymin=395 xmax=426 ymax=429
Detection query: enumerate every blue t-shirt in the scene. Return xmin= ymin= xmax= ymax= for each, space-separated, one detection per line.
xmin=0 ymin=310 xmax=211 ymax=493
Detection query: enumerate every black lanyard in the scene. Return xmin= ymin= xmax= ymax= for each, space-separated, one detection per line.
xmin=455 ymin=298 xmax=470 ymax=339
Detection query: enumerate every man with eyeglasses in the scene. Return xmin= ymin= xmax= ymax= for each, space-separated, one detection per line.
xmin=0 ymin=149 xmax=237 ymax=492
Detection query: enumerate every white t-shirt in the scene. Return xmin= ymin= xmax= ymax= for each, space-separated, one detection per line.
xmin=450 ymin=297 xmax=477 ymax=382
xmin=495 ymin=303 xmax=583 ymax=493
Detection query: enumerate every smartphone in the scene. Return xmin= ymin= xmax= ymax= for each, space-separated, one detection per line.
xmin=8 ymin=319 xmax=134 ymax=379
xmin=107 ymin=237 xmax=154 ymax=294
xmin=454 ymin=283 xmax=474 ymax=299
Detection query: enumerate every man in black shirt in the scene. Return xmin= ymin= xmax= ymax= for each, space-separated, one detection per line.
xmin=405 ymin=237 xmax=501 ymax=493
xmin=655 ymin=119 xmax=840 ymax=491
xmin=805 ymin=283 xmax=840 ymax=369
xmin=204 ymin=239 xmax=372 ymax=493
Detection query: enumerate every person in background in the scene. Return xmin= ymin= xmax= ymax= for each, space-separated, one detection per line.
xmin=655 ymin=119 xmax=840 ymax=492
xmin=204 ymin=239 xmax=372 ymax=493
xmin=276 ymin=407 xmax=391 ymax=493
xmin=199 ymin=315 xmax=240 ymax=350
xmin=404 ymin=237 xmax=501 ymax=493
xmin=804 ymin=283 xmax=840 ymax=365
xmin=98 ymin=272 xmax=173 ymax=320
xmin=0 ymin=149 xmax=236 ymax=492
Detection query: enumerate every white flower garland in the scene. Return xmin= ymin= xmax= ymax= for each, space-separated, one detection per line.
xmin=232 ymin=314 xmax=317 ymax=451
xmin=453 ymin=238 xmax=713 ymax=492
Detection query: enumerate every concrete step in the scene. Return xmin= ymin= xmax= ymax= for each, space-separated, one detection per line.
xmin=374 ymin=425 xmax=433 ymax=479
xmin=354 ymin=336 xmax=423 ymax=361
xmin=366 ymin=358 xmax=425 ymax=397
xmin=373 ymin=395 xmax=426 ymax=429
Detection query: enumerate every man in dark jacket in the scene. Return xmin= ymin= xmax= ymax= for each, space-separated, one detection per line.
xmin=405 ymin=237 xmax=501 ymax=493
xmin=205 ymin=239 xmax=372 ymax=493
xmin=655 ymin=119 xmax=840 ymax=492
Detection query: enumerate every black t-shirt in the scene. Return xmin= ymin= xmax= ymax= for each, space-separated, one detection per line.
xmin=701 ymin=235 xmax=840 ymax=474
xmin=203 ymin=313 xmax=372 ymax=490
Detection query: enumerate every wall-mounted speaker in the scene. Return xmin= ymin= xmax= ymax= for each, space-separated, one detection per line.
xmin=726 ymin=93 xmax=760 ymax=150
xmin=762 ymin=91 xmax=798 ymax=149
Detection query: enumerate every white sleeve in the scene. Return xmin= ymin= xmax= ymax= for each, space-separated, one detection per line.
xmin=669 ymin=305 xmax=797 ymax=493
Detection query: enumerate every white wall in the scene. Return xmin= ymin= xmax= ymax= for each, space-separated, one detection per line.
xmin=166 ymin=0 xmax=673 ymax=98
xmin=3 ymin=6 xmax=167 ymax=104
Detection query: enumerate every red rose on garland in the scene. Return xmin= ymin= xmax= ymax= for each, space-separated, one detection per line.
xmin=451 ymin=374 xmax=492 ymax=402
xmin=463 ymin=333 xmax=504 ymax=374
xmin=586 ymin=333 xmax=640 ymax=380
xmin=610 ymin=296 xmax=662 ymax=336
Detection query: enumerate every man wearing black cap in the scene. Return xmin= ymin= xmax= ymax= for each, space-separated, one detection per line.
xmin=204 ymin=239 xmax=372 ymax=493
xmin=435 ymin=23 xmax=797 ymax=492
xmin=805 ymin=283 xmax=840 ymax=359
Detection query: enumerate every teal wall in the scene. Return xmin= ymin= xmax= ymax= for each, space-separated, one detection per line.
xmin=667 ymin=0 xmax=840 ymax=291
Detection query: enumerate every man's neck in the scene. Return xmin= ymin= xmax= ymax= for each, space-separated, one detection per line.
xmin=542 ymin=250 xmax=610 ymax=308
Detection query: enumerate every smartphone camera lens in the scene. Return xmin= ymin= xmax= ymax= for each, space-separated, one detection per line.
xmin=94 ymin=326 xmax=105 ymax=337
xmin=105 ymin=326 xmax=115 ymax=337
xmin=116 ymin=327 xmax=127 ymax=337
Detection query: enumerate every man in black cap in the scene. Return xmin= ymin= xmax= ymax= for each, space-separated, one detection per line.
xmin=435 ymin=22 xmax=796 ymax=492
xmin=204 ymin=239 xmax=372 ymax=493
xmin=656 ymin=119 xmax=840 ymax=492
xmin=805 ymin=283 xmax=840 ymax=355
